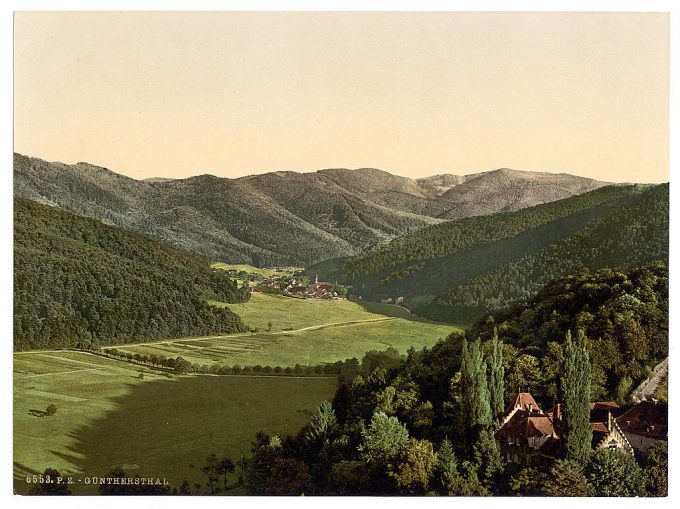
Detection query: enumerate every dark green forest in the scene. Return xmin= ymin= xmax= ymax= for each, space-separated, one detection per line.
xmin=237 ymin=263 xmax=667 ymax=496
xmin=425 ymin=184 xmax=668 ymax=323
xmin=320 ymin=184 xmax=667 ymax=324
xmin=341 ymin=185 xmax=642 ymax=277
xmin=14 ymin=198 xmax=250 ymax=350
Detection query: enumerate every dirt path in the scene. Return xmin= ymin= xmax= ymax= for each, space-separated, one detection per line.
xmin=631 ymin=357 xmax=668 ymax=402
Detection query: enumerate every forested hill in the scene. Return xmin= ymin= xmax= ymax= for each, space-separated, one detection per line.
xmin=425 ymin=184 xmax=668 ymax=323
xmin=468 ymin=263 xmax=668 ymax=403
xmin=314 ymin=184 xmax=668 ymax=324
xmin=14 ymin=198 xmax=250 ymax=351
xmin=14 ymin=153 xmax=609 ymax=266
xmin=340 ymin=185 xmax=640 ymax=277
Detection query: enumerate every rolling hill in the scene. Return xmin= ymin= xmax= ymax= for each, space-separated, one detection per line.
xmin=14 ymin=153 xmax=610 ymax=266
xmin=311 ymin=184 xmax=668 ymax=324
xmin=14 ymin=198 xmax=250 ymax=350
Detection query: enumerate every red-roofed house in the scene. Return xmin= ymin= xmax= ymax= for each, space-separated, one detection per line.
xmin=616 ymin=401 xmax=668 ymax=454
xmin=495 ymin=394 xmax=559 ymax=466
xmin=589 ymin=403 xmax=633 ymax=455
xmin=495 ymin=392 xmax=633 ymax=466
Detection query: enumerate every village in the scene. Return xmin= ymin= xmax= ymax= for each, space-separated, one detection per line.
xmin=224 ymin=266 xmax=406 ymax=304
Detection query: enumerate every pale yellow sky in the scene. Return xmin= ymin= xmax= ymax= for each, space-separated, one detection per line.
xmin=14 ymin=11 xmax=669 ymax=182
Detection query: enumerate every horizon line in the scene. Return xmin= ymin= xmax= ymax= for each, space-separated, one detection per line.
xmin=15 ymin=151 xmax=663 ymax=185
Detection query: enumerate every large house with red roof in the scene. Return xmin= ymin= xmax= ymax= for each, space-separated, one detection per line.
xmin=495 ymin=392 xmax=634 ymax=466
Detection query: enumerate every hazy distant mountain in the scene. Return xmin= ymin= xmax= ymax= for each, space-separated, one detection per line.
xmin=13 ymin=153 xmax=610 ymax=266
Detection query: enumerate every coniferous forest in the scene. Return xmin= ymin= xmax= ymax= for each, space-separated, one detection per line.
xmin=14 ymin=198 xmax=250 ymax=350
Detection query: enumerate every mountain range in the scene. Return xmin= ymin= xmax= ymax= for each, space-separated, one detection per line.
xmin=14 ymin=153 xmax=610 ymax=266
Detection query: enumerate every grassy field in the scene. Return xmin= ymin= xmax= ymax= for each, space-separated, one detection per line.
xmin=217 ymin=292 xmax=421 ymax=332
xmin=104 ymin=293 xmax=458 ymax=367
xmin=212 ymin=263 xmax=302 ymax=278
xmin=14 ymin=289 xmax=460 ymax=495
xmin=14 ymin=351 xmax=336 ymax=494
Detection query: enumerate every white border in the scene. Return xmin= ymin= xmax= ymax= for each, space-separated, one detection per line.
xmin=2 ymin=2 xmax=677 ymax=509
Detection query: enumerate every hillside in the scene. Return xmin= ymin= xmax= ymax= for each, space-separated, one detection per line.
xmin=14 ymin=198 xmax=250 ymax=350
xmin=426 ymin=184 xmax=668 ymax=323
xmin=467 ymin=263 xmax=668 ymax=402
xmin=227 ymin=263 xmax=668 ymax=496
xmin=320 ymin=184 xmax=668 ymax=324
xmin=14 ymin=153 xmax=609 ymax=266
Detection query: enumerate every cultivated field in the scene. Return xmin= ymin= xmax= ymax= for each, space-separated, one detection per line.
xmin=104 ymin=293 xmax=458 ymax=367
xmin=14 ymin=350 xmax=336 ymax=494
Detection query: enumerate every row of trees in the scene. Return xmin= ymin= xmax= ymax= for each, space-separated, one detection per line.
xmin=95 ymin=345 xmax=363 ymax=377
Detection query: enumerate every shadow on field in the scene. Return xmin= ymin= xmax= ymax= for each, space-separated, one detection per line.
xmin=45 ymin=374 xmax=337 ymax=494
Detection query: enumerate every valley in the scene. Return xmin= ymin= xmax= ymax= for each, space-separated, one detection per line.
xmin=12 ymin=155 xmax=668 ymax=497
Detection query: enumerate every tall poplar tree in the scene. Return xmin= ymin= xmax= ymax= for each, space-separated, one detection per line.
xmin=561 ymin=329 xmax=592 ymax=465
xmin=461 ymin=337 xmax=492 ymax=434
xmin=488 ymin=327 xmax=505 ymax=423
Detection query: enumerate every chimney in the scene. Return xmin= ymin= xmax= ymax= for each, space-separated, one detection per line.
xmin=553 ymin=404 xmax=562 ymax=421
xmin=607 ymin=410 xmax=612 ymax=431
xmin=528 ymin=403 xmax=533 ymax=413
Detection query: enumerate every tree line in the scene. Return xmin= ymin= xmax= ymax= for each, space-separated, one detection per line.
xmin=89 ymin=344 xmax=356 ymax=376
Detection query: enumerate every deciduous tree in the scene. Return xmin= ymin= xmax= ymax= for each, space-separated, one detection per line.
xmin=358 ymin=412 xmax=409 ymax=466
xmin=541 ymin=460 xmax=590 ymax=496
xmin=586 ymin=449 xmax=644 ymax=497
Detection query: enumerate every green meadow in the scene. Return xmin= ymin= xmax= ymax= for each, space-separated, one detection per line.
xmin=14 ymin=292 xmax=458 ymax=494
xmin=212 ymin=262 xmax=302 ymax=278
xmin=14 ymin=351 xmax=336 ymax=494
xmin=105 ymin=293 xmax=458 ymax=367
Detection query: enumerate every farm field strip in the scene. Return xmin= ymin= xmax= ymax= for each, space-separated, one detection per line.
xmin=15 ymin=367 xmax=108 ymax=379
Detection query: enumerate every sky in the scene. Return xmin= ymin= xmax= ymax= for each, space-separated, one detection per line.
xmin=13 ymin=11 xmax=669 ymax=182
